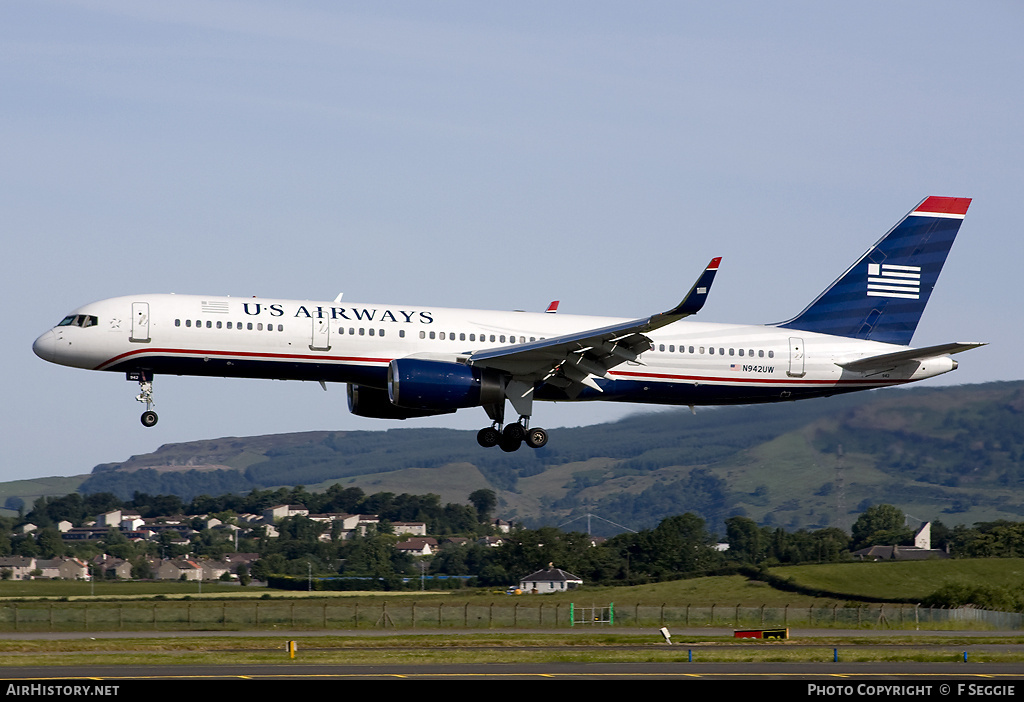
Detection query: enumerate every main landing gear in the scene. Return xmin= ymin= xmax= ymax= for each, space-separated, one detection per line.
xmin=476 ymin=421 xmax=548 ymax=452
xmin=131 ymin=371 xmax=158 ymax=427
xmin=476 ymin=381 xmax=548 ymax=452
xmin=477 ymin=413 xmax=548 ymax=452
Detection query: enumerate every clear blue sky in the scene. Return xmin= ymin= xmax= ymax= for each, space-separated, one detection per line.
xmin=3 ymin=1 xmax=1021 ymax=482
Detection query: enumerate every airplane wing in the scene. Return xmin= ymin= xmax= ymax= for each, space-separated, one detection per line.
xmin=467 ymin=258 xmax=721 ymax=396
xmin=837 ymin=342 xmax=986 ymax=372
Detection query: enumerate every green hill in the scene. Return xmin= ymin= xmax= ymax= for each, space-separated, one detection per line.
xmin=10 ymin=380 xmax=1024 ymax=533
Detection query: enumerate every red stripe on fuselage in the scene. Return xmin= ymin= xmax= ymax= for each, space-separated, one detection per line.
xmin=607 ymin=369 xmax=899 ymax=387
xmin=95 ymin=347 xmax=392 ymax=371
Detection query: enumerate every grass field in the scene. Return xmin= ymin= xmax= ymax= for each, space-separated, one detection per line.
xmin=767 ymin=558 xmax=1024 ymax=601
xmin=0 ymin=633 xmax=1022 ymax=667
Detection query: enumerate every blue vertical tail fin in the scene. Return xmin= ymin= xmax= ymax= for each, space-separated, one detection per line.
xmin=778 ymin=196 xmax=971 ymax=346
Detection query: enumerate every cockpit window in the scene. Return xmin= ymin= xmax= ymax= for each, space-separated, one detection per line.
xmin=57 ymin=315 xmax=99 ymax=328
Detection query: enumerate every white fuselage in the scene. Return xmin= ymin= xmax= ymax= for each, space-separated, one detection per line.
xmin=32 ymin=293 xmax=955 ymax=410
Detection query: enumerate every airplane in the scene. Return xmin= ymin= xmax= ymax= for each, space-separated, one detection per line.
xmin=33 ymin=196 xmax=984 ymax=453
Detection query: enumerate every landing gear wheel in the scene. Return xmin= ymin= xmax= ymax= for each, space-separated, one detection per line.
xmin=502 ymin=423 xmax=526 ymax=443
xmin=525 ymin=427 xmax=548 ymax=449
xmin=140 ymin=410 xmax=158 ymax=428
xmin=477 ymin=426 xmax=500 ymax=448
xmin=499 ymin=436 xmax=522 ymax=452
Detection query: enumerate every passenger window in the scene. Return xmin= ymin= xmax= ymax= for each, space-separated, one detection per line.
xmin=216 ymin=321 xmax=222 ymax=329
xmin=709 ymin=347 xmax=715 ymax=355
xmin=768 ymin=350 xmax=774 ymax=358
xmin=175 ymin=319 xmax=181 ymax=327
xmin=399 ymin=330 xmax=405 ymax=338
xmin=247 ymin=323 xmax=253 ymax=330
xmin=186 ymin=319 xmax=192 ymax=328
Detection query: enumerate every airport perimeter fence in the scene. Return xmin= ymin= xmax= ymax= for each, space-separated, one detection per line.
xmin=0 ymin=600 xmax=1019 ymax=632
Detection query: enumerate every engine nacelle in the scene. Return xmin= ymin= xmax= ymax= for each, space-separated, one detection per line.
xmin=347 ymin=383 xmax=455 ymax=420
xmin=388 ymin=359 xmax=505 ymax=410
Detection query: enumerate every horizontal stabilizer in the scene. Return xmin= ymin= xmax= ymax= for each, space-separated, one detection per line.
xmin=837 ymin=342 xmax=986 ymax=371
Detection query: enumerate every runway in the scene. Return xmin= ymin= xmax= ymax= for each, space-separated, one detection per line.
xmin=1 ymin=661 xmax=1022 ymax=682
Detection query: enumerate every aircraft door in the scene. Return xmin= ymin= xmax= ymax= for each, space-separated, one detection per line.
xmin=130 ymin=302 xmax=151 ymax=343
xmin=787 ymin=337 xmax=805 ymax=378
xmin=310 ymin=316 xmax=331 ymax=351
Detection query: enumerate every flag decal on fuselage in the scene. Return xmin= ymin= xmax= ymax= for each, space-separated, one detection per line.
xmin=867 ymin=263 xmax=921 ymax=299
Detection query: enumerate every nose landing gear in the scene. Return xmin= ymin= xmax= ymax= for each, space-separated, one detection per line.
xmin=129 ymin=371 xmax=158 ymax=427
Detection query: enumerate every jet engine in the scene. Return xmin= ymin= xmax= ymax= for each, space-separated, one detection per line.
xmin=388 ymin=359 xmax=505 ymax=411
xmin=347 ymin=383 xmax=455 ymax=419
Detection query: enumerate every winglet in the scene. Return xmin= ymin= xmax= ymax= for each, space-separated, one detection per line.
xmin=665 ymin=257 xmax=721 ymax=316
xmin=545 ymin=301 xmax=559 ymax=313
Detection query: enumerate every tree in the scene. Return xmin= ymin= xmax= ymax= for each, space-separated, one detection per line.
xmin=851 ymin=504 xmax=913 ymax=550
xmin=725 ymin=516 xmax=767 ymax=563
xmin=468 ymin=489 xmax=497 ymax=524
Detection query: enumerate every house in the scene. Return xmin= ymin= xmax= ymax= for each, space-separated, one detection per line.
xmin=263 ymin=504 xmax=309 ymax=524
xmin=395 ymin=537 xmax=438 ymax=556
xmin=0 ymin=557 xmax=36 ymax=580
xmin=852 ymin=523 xmax=949 ymax=561
xmin=92 ymin=555 xmax=134 ymax=580
xmin=393 ymin=522 xmax=427 ymax=536
xmin=201 ymin=560 xmax=231 ymax=581
xmin=156 ymin=558 xmax=203 ymax=581
xmin=518 ymin=565 xmax=583 ymax=593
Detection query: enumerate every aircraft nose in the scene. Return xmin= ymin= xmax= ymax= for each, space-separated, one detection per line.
xmin=32 ymin=330 xmax=57 ymax=363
